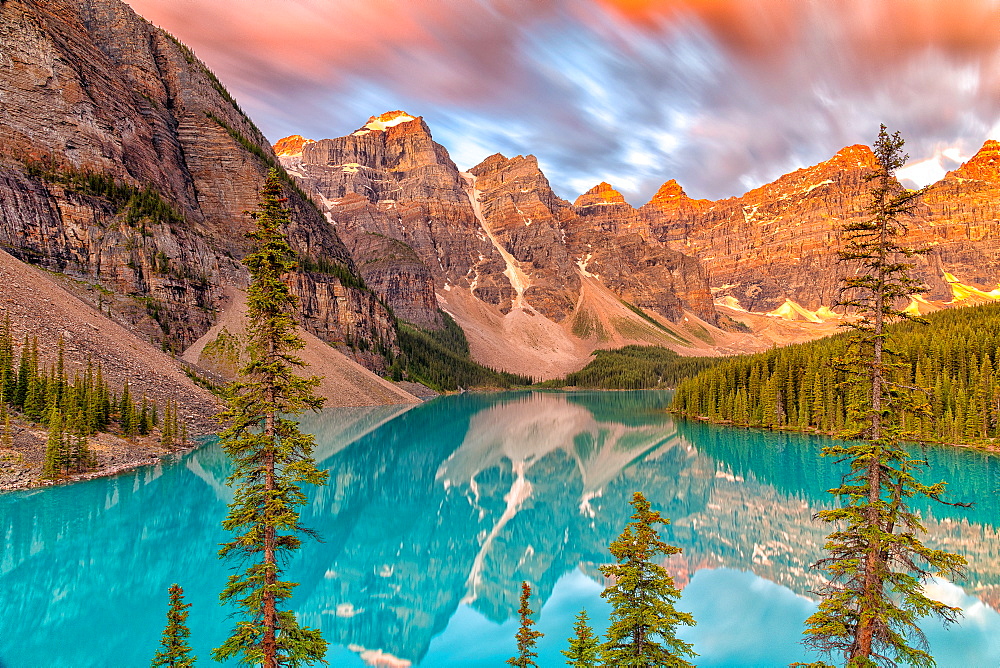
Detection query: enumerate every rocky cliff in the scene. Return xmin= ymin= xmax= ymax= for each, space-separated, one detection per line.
xmin=646 ymin=141 xmax=1000 ymax=314
xmin=0 ymin=0 xmax=393 ymax=368
xmin=277 ymin=114 xmax=724 ymax=378
xmin=644 ymin=145 xmax=879 ymax=313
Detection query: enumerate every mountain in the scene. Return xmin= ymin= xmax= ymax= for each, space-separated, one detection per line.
xmin=0 ymin=0 xmax=393 ymax=371
xmin=277 ymin=115 xmax=741 ymax=380
xmin=647 ymin=141 xmax=1000 ymax=316
xmin=8 ymin=0 xmax=1000 ymax=392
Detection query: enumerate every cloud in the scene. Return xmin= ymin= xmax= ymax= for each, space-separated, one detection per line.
xmin=125 ymin=0 xmax=1000 ymax=203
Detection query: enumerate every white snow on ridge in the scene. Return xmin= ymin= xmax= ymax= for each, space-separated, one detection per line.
xmin=365 ymin=113 xmax=416 ymax=132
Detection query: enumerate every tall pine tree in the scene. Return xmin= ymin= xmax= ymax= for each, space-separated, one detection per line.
xmin=151 ymin=584 xmax=196 ymax=668
xmin=562 ymin=609 xmax=600 ymax=667
xmin=507 ymin=581 xmax=543 ymax=668
xmin=600 ymin=491 xmax=696 ymax=667
xmin=803 ymin=125 xmax=967 ymax=667
xmin=213 ymin=169 xmax=328 ymax=667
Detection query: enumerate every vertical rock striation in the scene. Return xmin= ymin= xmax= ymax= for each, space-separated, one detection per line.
xmin=0 ymin=0 xmax=393 ymax=367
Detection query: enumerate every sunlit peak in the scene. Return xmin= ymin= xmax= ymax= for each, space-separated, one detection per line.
xmin=364 ymin=110 xmax=417 ymax=132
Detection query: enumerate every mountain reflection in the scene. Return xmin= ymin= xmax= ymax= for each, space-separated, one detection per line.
xmin=3 ymin=391 xmax=1000 ymax=667
xmin=295 ymin=392 xmax=1000 ymax=665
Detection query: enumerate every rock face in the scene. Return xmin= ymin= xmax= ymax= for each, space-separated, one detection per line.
xmin=279 ymin=117 xmax=723 ymax=377
xmin=281 ymin=116 xmax=719 ymax=330
xmin=644 ymin=145 xmax=879 ymax=312
xmin=467 ymin=153 xmax=581 ymax=319
xmin=0 ymin=0 xmax=393 ymax=368
xmin=277 ymin=116 xmax=729 ymax=379
xmin=570 ymin=182 xmax=717 ymax=324
xmin=646 ymin=141 xmax=1000 ymax=312
xmin=278 ymin=112 xmax=511 ymax=329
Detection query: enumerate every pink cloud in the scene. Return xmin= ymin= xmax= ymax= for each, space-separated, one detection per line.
xmin=123 ymin=0 xmax=1000 ymax=202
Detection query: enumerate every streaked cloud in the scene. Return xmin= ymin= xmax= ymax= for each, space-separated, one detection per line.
xmin=126 ymin=0 xmax=1000 ymax=203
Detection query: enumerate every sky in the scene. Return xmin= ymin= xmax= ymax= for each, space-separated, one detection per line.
xmin=124 ymin=0 xmax=1000 ymax=204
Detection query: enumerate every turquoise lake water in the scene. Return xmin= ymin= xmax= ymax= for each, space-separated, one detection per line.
xmin=4 ymin=390 xmax=1000 ymax=667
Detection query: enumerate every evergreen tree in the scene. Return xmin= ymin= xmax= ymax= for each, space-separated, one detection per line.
xmin=14 ymin=334 xmax=31 ymax=407
xmin=213 ymin=169 xmax=328 ymax=667
xmin=0 ymin=402 xmax=13 ymax=450
xmin=562 ymin=609 xmax=600 ymax=667
xmin=42 ymin=405 xmax=65 ymax=478
xmin=0 ymin=313 xmax=13 ymax=402
xmin=66 ymin=409 xmax=92 ymax=473
xmin=600 ymin=492 xmax=696 ymax=667
xmin=138 ymin=396 xmax=151 ymax=436
xmin=803 ymin=125 xmax=968 ymax=667
xmin=151 ymin=583 xmax=195 ymax=668
xmin=120 ymin=380 xmax=134 ymax=435
xmin=507 ymin=581 xmax=543 ymax=668
xmin=161 ymin=399 xmax=175 ymax=447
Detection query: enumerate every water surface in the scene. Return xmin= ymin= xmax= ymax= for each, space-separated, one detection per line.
xmin=3 ymin=391 xmax=1000 ymax=667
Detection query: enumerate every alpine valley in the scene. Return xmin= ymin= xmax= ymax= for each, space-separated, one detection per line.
xmin=4 ymin=0 xmax=1000 ymax=402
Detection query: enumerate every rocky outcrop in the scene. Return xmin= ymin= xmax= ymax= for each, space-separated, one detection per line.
xmin=914 ymin=140 xmax=1000 ymax=298
xmin=468 ymin=153 xmax=581 ymax=319
xmin=645 ymin=141 xmax=1000 ymax=313
xmin=569 ymin=181 xmax=717 ymax=324
xmin=278 ymin=112 xmax=509 ymax=327
xmin=0 ymin=0 xmax=392 ymax=367
xmin=643 ymin=145 xmax=879 ymax=312
xmin=279 ymin=115 xmax=721 ymax=375
xmin=343 ymin=231 xmax=443 ymax=330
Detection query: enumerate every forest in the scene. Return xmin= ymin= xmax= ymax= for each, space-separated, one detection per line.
xmin=546 ymin=345 xmax=720 ymax=390
xmin=670 ymin=302 xmax=1000 ymax=445
xmin=391 ymin=311 xmax=532 ymax=391
xmin=0 ymin=317 xmax=185 ymax=478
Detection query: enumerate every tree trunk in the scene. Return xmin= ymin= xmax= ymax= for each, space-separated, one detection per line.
xmin=262 ymin=366 xmax=278 ymax=668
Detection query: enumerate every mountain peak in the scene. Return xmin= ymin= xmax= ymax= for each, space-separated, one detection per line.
xmin=645 ymin=179 xmax=710 ymax=211
xmin=354 ymin=110 xmax=419 ymax=136
xmin=574 ymin=181 xmax=626 ymax=207
xmin=273 ymin=135 xmax=315 ymax=157
xmin=948 ymin=139 xmax=1000 ymax=182
xmin=826 ymin=144 xmax=877 ymax=169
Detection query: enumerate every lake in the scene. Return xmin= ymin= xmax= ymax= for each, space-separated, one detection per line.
xmin=3 ymin=390 xmax=1000 ymax=667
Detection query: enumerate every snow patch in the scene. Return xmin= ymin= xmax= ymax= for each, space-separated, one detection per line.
xmin=801 ymin=179 xmax=833 ymax=194
xmin=944 ymin=271 xmax=1000 ymax=302
xmin=579 ymin=489 xmax=603 ymax=517
xmin=365 ymin=113 xmax=416 ymax=132
xmin=348 ymin=645 xmax=412 ymax=668
xmin=576 ymin=253 xmax=600 ymax=279
xmin=715 ymin=295 xmax=745 ymax=311
xmin=460 ymin=172 xmax=532 ymax=308
xmin=336 ymin=602 xmax=362 ymax=617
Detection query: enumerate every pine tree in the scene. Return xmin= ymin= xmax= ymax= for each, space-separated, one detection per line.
xmin=14 ymin=334 xmax=31 ymax=407
xmin=803 ymin=125 xmax=968 ymax=667
xmin=507 ymin=581 xmax=543 ymax=668
xmin=562 ymin=609 xmax=600 ymax=667
xmin=120 ymin=380 xmax=133 ymax=435
xmin=161 ymin=399 xmax=175 ymax=448
xmin=138 ymin=396 xmax=151 ymax=436
xmin=42 ymin=404 xmax=65 ymax=478
xmin=600 ymin=491 xmax=696 ymax=667
xmin=151 ymin=583 xmax=195 ymax=668
xmin=0 ymin=313 xmax=13 ymax=403
xmin=0 ymin=402 xmax=13 ymax=450
xmin=213 ymin=169 xmax=328 ymax=667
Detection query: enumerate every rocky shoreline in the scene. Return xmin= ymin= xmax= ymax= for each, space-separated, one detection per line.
xmin=0 ymin=413 xmax=214 ymax=493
